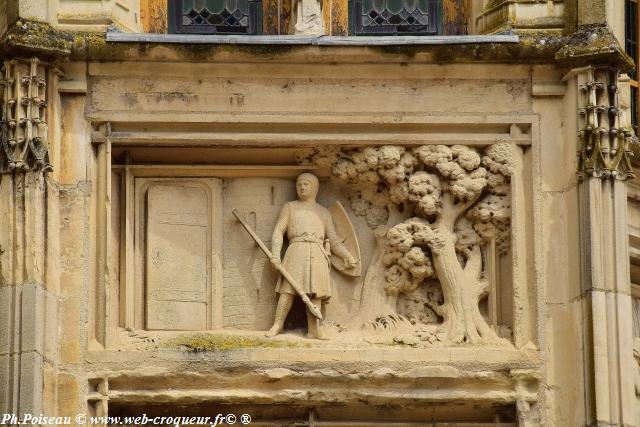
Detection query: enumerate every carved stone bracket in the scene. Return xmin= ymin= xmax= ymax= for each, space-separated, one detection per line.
xmin=0 ymin=57 xmax=52 ymax=174
xmin=577 ymin=66 xmax=637 ymax=180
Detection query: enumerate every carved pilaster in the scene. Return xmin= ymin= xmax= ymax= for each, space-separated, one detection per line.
xmin=0 ymin=57 xmax=52 ymax=174
xmin=567 ymin=65 xmax=639 ymax=426
xmin=577 ymin=66 xmax=638 ymax=180
xmin=0 ymin=56 xmax=54 ymax=416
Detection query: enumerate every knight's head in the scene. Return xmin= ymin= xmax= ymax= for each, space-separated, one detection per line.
xmin=296 ymin=173 xmax=319 ymax=201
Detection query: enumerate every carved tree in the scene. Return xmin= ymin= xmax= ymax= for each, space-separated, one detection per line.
xmin=303 ymin=143 xmax=513 ymax=343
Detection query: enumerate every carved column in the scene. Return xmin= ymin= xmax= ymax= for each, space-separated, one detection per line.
xmin=572 ymin=66 xmax=638 ymax=426
xmin=0 ymin=57 xmax=54 ymax=416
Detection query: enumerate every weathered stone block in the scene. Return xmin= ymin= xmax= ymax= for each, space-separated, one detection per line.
xmin=21 ymin=283 xmax=45 ymax=354
xmin=0 ymin=286 xmax=13 ymax=355
xmin=44 ymin=290 xmax=59 ymax=363
xmin=18 ymin=351 xmax=43 ymax=415
xmin=0 ymin=354 xmax=10 ymax=413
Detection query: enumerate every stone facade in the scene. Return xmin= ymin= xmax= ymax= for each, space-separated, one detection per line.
xmin=1 ymin=0 xmax=640 ymax=426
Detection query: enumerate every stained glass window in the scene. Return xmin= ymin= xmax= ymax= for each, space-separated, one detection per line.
xmin=626 ymin=0 xmax=638 ymax=64
xmin=171 ymin=0 xmax=261 ymax=34
xmin=352 ymin=0 xmax=438 ymax=35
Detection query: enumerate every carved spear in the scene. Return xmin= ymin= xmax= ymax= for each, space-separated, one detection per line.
xmin=232 ymin=209 xmax=323 ymax=320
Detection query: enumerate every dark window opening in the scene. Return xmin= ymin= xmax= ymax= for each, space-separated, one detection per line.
xmin=626 ymin=0 xmax=638 ymax=64
xmin=168 ymin=0 xmax=443 ymax=35
xmin=170 ymin=0 xmax=262 ymax=34
xmin=350 ymin=0 xmax=439 ymax=35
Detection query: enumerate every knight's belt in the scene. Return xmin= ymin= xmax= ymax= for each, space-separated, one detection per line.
xmin=290 ymin=235 xmax=324 ymax=244
xmin=289 ymin=235 xmax=330 ymax=264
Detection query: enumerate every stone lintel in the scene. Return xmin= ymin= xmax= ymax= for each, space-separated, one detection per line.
xmin=85 ymin=349 xmax=542 ymax=407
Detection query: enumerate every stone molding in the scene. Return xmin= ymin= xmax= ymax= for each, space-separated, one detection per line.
xmin=0 ymin=57 xmax=51 ymax=174
xmin=576 ymin=66 xmax=637 ymax=180
xmin=0 ymin=19 xmax=635 ymax=73
xmin=556 ymin=24 xmax=635 ymax=73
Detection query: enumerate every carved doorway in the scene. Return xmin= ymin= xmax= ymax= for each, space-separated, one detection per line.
xmin=137 ymin=179 xmax=223 ymax=331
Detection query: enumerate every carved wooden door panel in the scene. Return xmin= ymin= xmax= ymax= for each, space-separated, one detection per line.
xmin=145 ymin=183 xmax=217 ymax=330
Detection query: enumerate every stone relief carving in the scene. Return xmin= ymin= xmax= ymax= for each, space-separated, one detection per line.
xmin=146 ymin=183 xmax=211 ymax=331
xmin=128 ymin=145 xmax=514 ymax=347
xmin=235 ymin=173 xmax=358 ymax=339
xmin=0 ymin=58 xmax=51 ymax=174
xmin=298 ymin=143 xmax=514 ymax=345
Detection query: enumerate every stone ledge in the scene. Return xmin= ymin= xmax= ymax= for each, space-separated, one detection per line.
xmin=105 ymin=32 xmax=520 ymax=46
xmin=1 ymin=18 xmax=635 ymax=71
xmin=0 ymin=19 xmax=558 ymax=64
xmin=86 ymin=347 xmax=542 ymax=371
xmin=84 ymin=354 xmax=540 ymax=408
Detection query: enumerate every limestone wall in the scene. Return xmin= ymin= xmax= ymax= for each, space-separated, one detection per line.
xmin=25 ymin=55 xmax=556 ymax=424
xmin=0 ymin=2 xmax=637 ymax=421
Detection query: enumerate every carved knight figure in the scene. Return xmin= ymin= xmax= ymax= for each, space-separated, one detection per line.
xmin=267 ymin=173 xmax=357 ymax=339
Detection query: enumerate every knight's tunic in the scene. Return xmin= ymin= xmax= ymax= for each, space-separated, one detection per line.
xmin=273 ymin=201 xmax=344 ymax=300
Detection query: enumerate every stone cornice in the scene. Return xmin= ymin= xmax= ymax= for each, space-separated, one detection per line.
xmin=0 ymin=19 xmax=563 ymax=64
xmin=0 ymin=20 xmax=72 ymax=59
xmin=556 ymin=24 xmax=635 ymax=74
xmin=0 ymin=19 xmax=635 ymax=70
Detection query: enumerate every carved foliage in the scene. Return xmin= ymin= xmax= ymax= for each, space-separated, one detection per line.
xmin=379 ymin=145 xmax=511 ymax=290
xmin=0 ymin=58 xmax=51 ymax=174
xmin=305 ymin=144 xmax=513 ymax=344
xmin=577 ymin=67 xmax=637 ymax=180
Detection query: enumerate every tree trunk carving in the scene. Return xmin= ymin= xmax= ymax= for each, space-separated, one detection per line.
xmin=304 ymin=144 xmax=513 ymax=344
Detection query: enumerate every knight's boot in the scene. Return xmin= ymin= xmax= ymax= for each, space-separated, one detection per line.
xmin=306 ymin=298 xmax=328 ymax=340
xmin=266 ymin=294 xmax=294 ymax=338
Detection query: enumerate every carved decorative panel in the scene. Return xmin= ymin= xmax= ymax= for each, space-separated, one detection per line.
xmin=577 ymin=67 xmax=638 ymax=180
xmin=145 ymin=184 xmax=211 ymax=330
xmin=0 ymin=58 xmax=51 ymax=174
xmin=124 ymin=178 xmax=223 ymax=331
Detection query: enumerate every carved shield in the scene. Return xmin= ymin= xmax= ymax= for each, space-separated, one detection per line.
xmin=328 ymin=201 xmax=362 ymax=277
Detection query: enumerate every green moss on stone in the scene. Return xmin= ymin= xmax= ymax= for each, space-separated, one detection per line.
xmin=166 ymin=333 xmax=301 ymax=353
xmin=1 ymin=19 xmax=72 ymax=56
xmin=0 ymin=18 xmax=633 ymax=72
xmin=555 ymin=24 xmax=635 ymax=73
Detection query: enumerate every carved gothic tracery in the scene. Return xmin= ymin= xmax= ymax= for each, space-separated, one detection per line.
xmin=577 ymin=67 xmax=637 ymax=180
xmin=0 ymin=57 xmax=51 ymax=174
